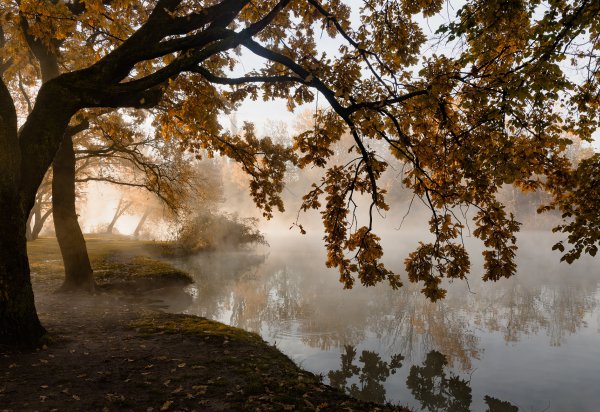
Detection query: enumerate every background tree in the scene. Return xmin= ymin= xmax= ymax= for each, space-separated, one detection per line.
xmin=103 ymin=198 xmax=133 ymax=235
xmin=57 ymin=112 xmax=201 ymax=290
xmin=1 ymin=0 xmax=599 ymax=347
xmin=26 ymin=172 xmax=52 ymax=241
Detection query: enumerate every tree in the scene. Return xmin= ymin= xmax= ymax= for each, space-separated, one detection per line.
xmin=52 ymin=125 xmax=95 ymax=291
xmin=104 ymin=198 xmax=132 ymax=234
xmin=26 ymin=172 xmax=52 ymax=241
xmin=133 ymin=207 xmax=152 ymax=239
xmin=1 ymin=0 xmax=599 ymax=347
xmin=58 ymin=109 xmax=200 ymax=289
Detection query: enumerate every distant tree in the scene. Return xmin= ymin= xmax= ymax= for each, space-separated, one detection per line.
xmin=104 ymin=198 xmax=133 ymax=235
xmin=133 ymin=207 xmax=152 ymax=240
xmin=45 ymin=114 xmax=196 ymax=291
xmin=26 ymin=172 xmax=52 ymax=241
xmin=1 ymin=0 xmax=599 ymax=347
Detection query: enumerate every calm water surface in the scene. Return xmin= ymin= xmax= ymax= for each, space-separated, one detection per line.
xmin=166 ymin=232 xmax=600 ymax=411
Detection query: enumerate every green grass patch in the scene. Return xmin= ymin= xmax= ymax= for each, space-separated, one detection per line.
xmin=27 ymin=236 xmax=192 ymax=292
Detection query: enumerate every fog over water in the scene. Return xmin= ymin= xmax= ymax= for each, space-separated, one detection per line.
xmin=164 ymin=230 xmax=600 ymax=411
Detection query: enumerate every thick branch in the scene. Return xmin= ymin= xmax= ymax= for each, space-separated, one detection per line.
xmin=19 ymin=15 xmax=60 ymax=82
xmin=192 ymin=66 xmax=302 ymax=85
xmin=0 ymin=77 xmax=20 ymax=180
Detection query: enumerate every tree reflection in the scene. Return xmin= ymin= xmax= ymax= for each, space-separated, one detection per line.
xmin=473 ymin=274 xmax=598 ymax=346
xmin=407 ymin=351 xmax=519 ymax=412
xmin=484 ymin=395 xmax=519 ymax=412
xmin=406 ymin=350 xmax=472 ymax=412
xmin=327 ymin=345 xmax=404 ymax=404
xmin=327 ymin=347 xmax=520 ymax=410
xmin=172 ymin=236 xmax=600 ymax=390
xmin=173 ymin=251 xmax=267 ymax=321
xmin=370 ymin=288 xmax=480 ymax=370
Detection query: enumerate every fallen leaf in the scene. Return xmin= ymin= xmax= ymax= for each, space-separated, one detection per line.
xmin=160 ymin=400 xmax=172 ymax=411
xmin=192 ymin=385 xmax=207 ymax=395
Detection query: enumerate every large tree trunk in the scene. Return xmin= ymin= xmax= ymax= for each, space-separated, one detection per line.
xmin=0 ymin=193 xmax=46 ymax=348
xmin=26 ymin=207 xmax=35 ymax=241
xmin=0 ymin=80 xmax=46 ymax=347
xmin=52 ymin=134 xmax=95 ymax=292
xmin=1 ymin=8 xmax=161 ymax=346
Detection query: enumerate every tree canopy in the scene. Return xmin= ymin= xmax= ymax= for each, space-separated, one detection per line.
xmin=1 ymin=0 xmax=599 ymax=345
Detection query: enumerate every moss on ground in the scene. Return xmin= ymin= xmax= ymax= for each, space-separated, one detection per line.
xmin=27 ymin=236 xmax=191 ymax=292
xmin=133 ymin=313 xmax=263 ymax=343
xmin=94 ymin=255 xmax=192 ymax=292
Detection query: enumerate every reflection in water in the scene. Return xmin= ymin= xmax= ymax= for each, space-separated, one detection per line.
xmin=165 ymin=234 xmax=600 ymax=410
xmin=368 ymin=288 xmax=480 ymax=370
xmin=484 ymin=396 xmax=519 ymax=412
xmin=407 ymin=350 xmax=472 ymax=412
xmin=406 ymin=351 xmax=519 ymax=412
xmin=327 ymin=346 xmax=404 ymax=404
xmin=474 ymin=277 xmax=598 ymax=346
xmin=327 ymin=347 xmax=520 ymax=411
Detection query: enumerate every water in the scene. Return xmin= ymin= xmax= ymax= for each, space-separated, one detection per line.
xmin=166 ymin=232 xmax=600 ymax=411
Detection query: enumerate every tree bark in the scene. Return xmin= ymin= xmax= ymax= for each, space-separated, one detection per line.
xmin=0 ymin=78 xmax=46 ymax=347
xmin=26 ymin=206 xmax=35 ymax=241
xmin=0 ymin=201 xmax=46 ymax=348
xmin=52 ymin=133 xmax=95 ymax=292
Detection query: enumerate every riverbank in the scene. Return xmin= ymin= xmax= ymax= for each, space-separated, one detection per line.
xmin=0 ymin=237 xmax=408 ymax=411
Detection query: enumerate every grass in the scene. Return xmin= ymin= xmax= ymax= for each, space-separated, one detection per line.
xmin=133 ymin=313 xmax=264 ymax=343
xmin=27 ymin=236 xmax=192 ymax=291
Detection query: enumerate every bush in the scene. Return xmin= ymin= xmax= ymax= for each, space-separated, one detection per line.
xmin=175 ymin=211 xmax=267 ymax=254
